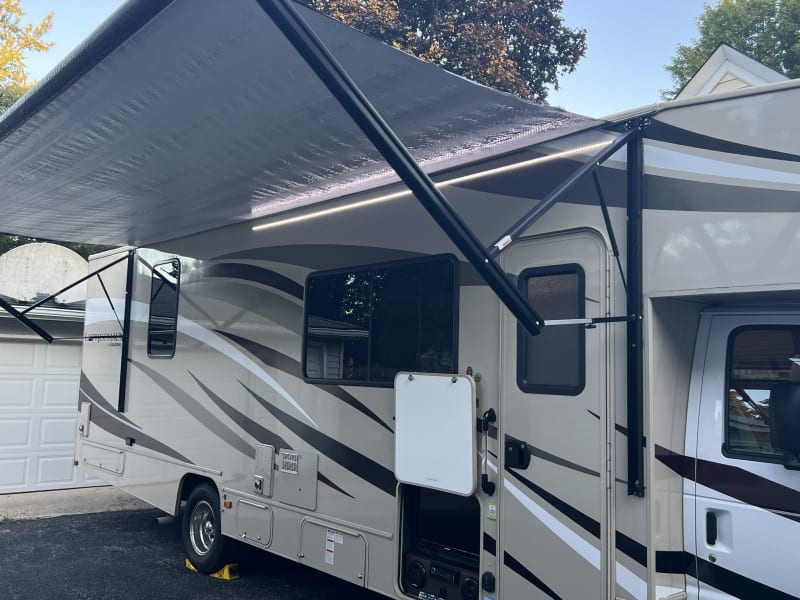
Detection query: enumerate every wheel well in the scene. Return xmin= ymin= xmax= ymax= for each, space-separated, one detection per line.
xmin=175 ymin=473 xmax=217 ymax=516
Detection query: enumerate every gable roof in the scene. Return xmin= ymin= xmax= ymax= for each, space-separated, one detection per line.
xmin=675 ymin=43 xmax=789 ymax=100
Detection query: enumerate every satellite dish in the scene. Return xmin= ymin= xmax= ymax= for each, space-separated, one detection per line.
xmin=0 ymin=243 xmax=88 ymax=305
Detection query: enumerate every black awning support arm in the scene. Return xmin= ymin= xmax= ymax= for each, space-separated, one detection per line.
xmin=0 ymin=251 xmax=131 ymax=344
xmin=0 ymin=297 xmax=54 ymax=342
xmin=626 ymin=123 xmax=645 ymax=497
xmin=488 ymin=127 xmax=638 ymax=259
xmin=257 ymin=0 xmax=543 ymax=336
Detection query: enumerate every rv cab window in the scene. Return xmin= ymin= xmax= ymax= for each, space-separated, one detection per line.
xmin=147 ymin=259 xmax=181 ymax=358
xmin=303 ymin=256 xmax=458 ymax=386
xmin=517 ymin=264 xmax=585 ymax=395
xmin=725 ymin=326 xmax=800 ymax=461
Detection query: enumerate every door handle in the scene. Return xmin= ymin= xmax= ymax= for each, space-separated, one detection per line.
xmin=706 ymin=511 xmax=718 ymax=546
xmin=478 ymin=408 xmax=497 ymax=495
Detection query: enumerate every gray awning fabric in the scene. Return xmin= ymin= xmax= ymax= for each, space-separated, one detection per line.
xmin=0 ymin=0 xmax=599 ymax=246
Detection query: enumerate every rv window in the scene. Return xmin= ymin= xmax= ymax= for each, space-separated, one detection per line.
xmin=517 ymin=264 xmax=584 ymax=395
xmin=147 ymin=259 xmax=181 ymax=358
xmin=303 ymin=256 xmax=457 ymax=386
xmin=725 ymin=326 xmax=800 ymax=461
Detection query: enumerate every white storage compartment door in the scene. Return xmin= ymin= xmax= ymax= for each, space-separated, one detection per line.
xmin=394 ymin=372 xmax=476 ymax=496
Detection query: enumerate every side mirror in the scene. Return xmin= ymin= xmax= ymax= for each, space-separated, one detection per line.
xmin=769 ymin=382 xmax=800 ymax=470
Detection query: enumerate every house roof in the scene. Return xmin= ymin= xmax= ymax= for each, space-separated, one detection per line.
xmin=675 ymin=43 xmax=789 ymax=100
xmin=0 ymin=0 xmax=599 ymax=248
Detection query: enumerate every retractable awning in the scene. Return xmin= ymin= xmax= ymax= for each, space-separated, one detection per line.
xmin=0 ymin=0 xmax=599 ymax=247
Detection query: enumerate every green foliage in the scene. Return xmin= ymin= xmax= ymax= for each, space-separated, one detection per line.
xmin=665 ymin=0 xmax=800 ymax=98
xmin=302 ymin=0 xmax=586 ymax=102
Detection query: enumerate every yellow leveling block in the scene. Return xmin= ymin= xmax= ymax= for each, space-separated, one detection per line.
xmin=184 ymin=559 xmax=240 ymax=580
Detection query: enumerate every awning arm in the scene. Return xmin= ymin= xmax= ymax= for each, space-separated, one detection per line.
xmin=0 ymin=297 xmax=54 ymax=342
xmin=0 ymin=251 xmax=131 ymax=344
xmin=487 ymin=127 xmax=637 ymax=258
xmin=256 ymin=0 xmax=543 ymax=335
xmin=20 ymin=252 xmax=129 ymax=315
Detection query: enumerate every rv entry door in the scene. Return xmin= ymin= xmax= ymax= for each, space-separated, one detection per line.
xmin=498 ymin=229 xmax=615 ymax=600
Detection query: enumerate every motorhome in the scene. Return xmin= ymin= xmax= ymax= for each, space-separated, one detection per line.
xmin=0 ymin=2 xmax=799 ymax=599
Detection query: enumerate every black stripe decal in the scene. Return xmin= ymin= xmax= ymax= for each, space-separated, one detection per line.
xmin=195 ymin=263 xmax=304 ymax=300
xmin=507 ymin=468 xmax=599 ymax=539
xmin=132 ymin=360 xmax=255 ymax=460
xmin=693 ymin=556 xmax=799 ymax=600
xmin=188 ymin=372 xmax=353 ymax=499
xmin=239 ymin=381 xmax=396 ymax=497
xmin=655 ymin=550 xmax=693 ymax=574
xmin=656 ymin=445 xmax=800 ymax=521
xmin=504 ymin=552 xmax=562 ymax=600
xmin=656 ymin=550 xmax=800 ymax=599
xmin=218 ymin=330 xmax=393 ymax=433
xmin=87 ymin=400 xmax=192 ymax=465
xmin=507 ymin=468 xmax=648 ymax=568
xmin=483 ymin=533 xmax=496 ymax=556
xmin=587 ymin=410 xmax=647 ymax=447
xmin=648 ymin=119 xmax=800 ymax=163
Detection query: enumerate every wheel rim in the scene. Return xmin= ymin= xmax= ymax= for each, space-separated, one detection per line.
xmin=189 ymin=499 xmax=216 ymax=556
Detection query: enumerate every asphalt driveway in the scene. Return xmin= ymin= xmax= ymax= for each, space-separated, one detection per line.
xmin=0 ymin=507 xmax=382 ymax=600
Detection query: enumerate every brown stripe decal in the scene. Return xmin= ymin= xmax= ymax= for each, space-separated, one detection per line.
xmin=656 ymin=445 xmax=800 ymax=521
xmin=217 ymin=330 xmax=394 ymax=433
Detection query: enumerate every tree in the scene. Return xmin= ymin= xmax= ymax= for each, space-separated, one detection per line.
xmin=0 ymin=0 xmax=53 ymax=87
xmin=665 ymin=0 xmax=800 ymax=97
xmin=301 ymin=0 xmax=586 ymax=102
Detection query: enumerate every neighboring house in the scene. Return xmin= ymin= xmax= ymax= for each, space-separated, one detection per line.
xmin=0 ymin=243 xmax=101 ymax=493
xmin=675 ymin=43 xmax=789 ymax=100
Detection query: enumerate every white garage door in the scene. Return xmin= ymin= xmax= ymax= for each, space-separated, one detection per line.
xmin=0 ymin=337 xmax=102 ymax=493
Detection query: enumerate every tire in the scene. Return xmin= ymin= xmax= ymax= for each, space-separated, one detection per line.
xmin=182 ymin=483 xmax=227 ymax=574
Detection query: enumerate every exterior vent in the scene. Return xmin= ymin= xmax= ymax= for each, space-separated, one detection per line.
xmin=280 ymin=450 xmax=300 ymax=475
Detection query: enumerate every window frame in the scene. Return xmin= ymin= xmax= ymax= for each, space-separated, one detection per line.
xmin=516 ymin=263 xmax=586 ymax=396
xmin=147 ymin=258 xmax=181 ymax=359
xmin=722 ymin=324 xmax=798 ymax=464
xmin=301 ymin=254 xmax=460 ymax=388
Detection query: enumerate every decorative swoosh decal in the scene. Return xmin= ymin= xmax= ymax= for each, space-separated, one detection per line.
xmin=190 ymin=263 xmax=304 ymax=300
xmin=85 ymin=298 xmax=318 ymax=428
xmin=655 ymin=445 xmax=800 ymax=522
xmin=131 ymin=360 xmax=255 ymax=460
xmin=504 ymin=551 xmax=563 ymax=600
xmin=657 ymin=550 xmax=799 ymax=599
xmin=188 ymin=371 xmax=353 ymax=499
xmin=79 ymin=372 xmax=140 ymax=429
xmin=80 ymin=374 xmax=191 ymax=465
xmin=239 ymin=381 xmax=396 ymax=497
xmin=218 ymin=330 xmax=393 ymax=433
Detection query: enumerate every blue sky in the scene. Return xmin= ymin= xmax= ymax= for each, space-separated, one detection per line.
xmin=22 ymin=0 xmax=708 ymax=118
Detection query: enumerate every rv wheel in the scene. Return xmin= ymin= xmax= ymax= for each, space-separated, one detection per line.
xmin=182 ymin=483 xmax=227 ymax=574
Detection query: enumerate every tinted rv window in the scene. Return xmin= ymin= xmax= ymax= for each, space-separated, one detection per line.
xmin=147 ymin=259 xmax=181 ymax=358
xmin=725 ymin=327 xmax=800 ymax=461
xmin=304 ymin=256 xmax=457 ymax=386
xmin=517 ymin=265 xmax=584 ymax=395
